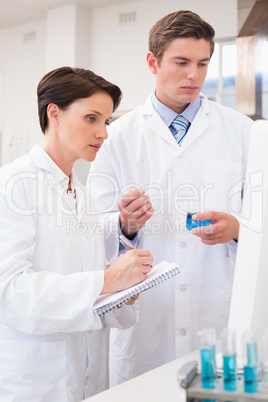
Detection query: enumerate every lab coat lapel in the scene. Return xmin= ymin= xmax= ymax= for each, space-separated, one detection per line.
xmin=179 ymin=95 xmax=211 ymax=152
xmin=149 ymin=112 xmax=177 ymax=147
xmin=142 ymin=97 xmax=179 ymax=148
xmin=72 ymin=171 xmax=85 ymax=223
xmin=29 ymin=146 xmax=84 ymax=223
xmin=180 ymin=109 xmax=210 ymax=151
xmin=142 ymin=94 xmax=211 ymax=153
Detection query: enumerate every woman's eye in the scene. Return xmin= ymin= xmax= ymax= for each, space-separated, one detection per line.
xmin=87 ymin=116 xmax=96 ymax=122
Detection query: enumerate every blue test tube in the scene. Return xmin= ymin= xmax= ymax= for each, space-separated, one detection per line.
xmin=222 ymin=329 xmax=237 ymax=391
xmin=261 ymin=329 xmax=268 ymax=386
xmin=199 ymin=328 xmax=217 ymax=390
xmin=243 ymin=330 xmax=259 ymax=393
xmin=186 ymin=212 xmax=211 ymax=231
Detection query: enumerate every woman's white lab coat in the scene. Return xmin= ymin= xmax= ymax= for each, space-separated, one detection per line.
xmin=88 ymin=93 xmax=253 ymax=386
xmin=0 ymin=145 xmax=134 ymax=401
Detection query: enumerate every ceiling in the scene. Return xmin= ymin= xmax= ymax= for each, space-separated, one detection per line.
xmin=0 ymin=0 xmax=137 ymax=29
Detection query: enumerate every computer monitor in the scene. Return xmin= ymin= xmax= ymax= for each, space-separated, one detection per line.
xmin=228 ymin=119 xmax=268 ymax=350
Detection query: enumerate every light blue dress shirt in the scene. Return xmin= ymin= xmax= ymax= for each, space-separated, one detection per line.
xmin=151 ymin=91 xmax=201 ymax=135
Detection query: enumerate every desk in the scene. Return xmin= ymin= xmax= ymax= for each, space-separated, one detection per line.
xmin=83 ymin=350 xmax=198 ymax=402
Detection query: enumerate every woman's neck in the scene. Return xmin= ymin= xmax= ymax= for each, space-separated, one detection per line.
xmin=42 ymin=133 xmax=74 ymax=177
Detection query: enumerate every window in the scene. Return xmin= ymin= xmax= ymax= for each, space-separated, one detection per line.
xmin=202 ymin=41 xmax=237 ymax=110
xmin=202 ymin=39 xmax=268 ymax=119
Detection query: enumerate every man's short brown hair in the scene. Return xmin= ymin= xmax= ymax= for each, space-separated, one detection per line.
xmin=149 ymin=10 xmax=215 ymax=65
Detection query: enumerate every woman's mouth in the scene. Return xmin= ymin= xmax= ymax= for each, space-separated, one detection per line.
xmin=90 ymin=144 xmax=102 ymax=152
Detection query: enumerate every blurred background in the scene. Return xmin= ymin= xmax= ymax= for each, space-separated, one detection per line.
xmin=0 ymin=0 xmax=265 ymax=182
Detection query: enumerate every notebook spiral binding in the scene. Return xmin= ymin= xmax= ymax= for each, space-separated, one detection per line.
xmin=95 ymin=266 xmax=179 ymax=318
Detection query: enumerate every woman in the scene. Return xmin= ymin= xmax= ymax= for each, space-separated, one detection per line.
xmin=0 ymin=67 xmax=153 ymax=401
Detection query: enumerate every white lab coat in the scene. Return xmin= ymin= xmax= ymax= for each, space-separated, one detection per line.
xmin=88 ymin=93 xmax=253 ymax=386
xmin=0 ymin=145 xmax=135 ymax=401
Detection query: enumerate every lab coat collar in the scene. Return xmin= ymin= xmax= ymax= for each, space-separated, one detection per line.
xmin=143 ymin=93 xmax=177 ymax=148
xmin=143 ymin=93 xmax=211 ymax=154
xmin=29 ymin=145 xmax=70 ymax=186
xmin=143 ymin=92 xmax=212 ymax=116
xmin=177 ymin=95 xmax=211 ymax=152
xmin=28 ymin=145 xmax=85 ymax=222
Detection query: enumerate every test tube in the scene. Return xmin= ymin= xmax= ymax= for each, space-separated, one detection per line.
xmin=222 ymin=328 xmax=237 ymax=391
xmin=243 ymin=329 xmax=259 ymax=393
xmin=198 ymin=327 xmax=217 ymax=389
xmin=186 ymin=212 xmax=211 ymax=231
xmin=261 ymin=329 xmax=268 ymax=387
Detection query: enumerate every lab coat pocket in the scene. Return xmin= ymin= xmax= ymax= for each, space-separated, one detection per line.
xmin=204 ymin=160 xmax=243 ymax=213
xmin=0 ymin=339 xmax=67 ymax=402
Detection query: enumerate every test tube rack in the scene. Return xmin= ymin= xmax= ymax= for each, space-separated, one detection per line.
xmin=186 ymin=373 xmax=268 ymax=401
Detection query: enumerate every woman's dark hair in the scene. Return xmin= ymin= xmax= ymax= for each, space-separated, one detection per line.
xmin=37 ymin=66 xmax=122 ymax=133
xmin=149 ymin=10 xmax=215 ymax=65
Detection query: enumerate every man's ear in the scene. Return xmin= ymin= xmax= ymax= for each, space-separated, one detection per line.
xmin=47 ymin=103 xmax=60 ymax=127
xmin=146 ymin=51 xmax=158 ymax=75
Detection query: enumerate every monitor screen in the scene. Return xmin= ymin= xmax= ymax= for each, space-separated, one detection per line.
xmin=228 ymin=120 xmax=268 ymax=350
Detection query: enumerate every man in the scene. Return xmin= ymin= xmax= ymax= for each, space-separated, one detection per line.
xmin=88 ymin=10 xmax=253 ymax=386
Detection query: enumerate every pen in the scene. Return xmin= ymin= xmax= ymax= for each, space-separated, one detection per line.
xmin=119 ymin=234 xmax=135 ymax=250
xmin=119 ymin=235 xmax=153 ymax=268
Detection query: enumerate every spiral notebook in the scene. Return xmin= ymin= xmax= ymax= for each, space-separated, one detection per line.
xmin=93 ymin=260 xmax=180 ymax=317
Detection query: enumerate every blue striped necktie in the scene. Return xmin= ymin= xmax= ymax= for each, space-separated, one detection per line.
xmin=170 ymin=115 xmax=190 ymax=146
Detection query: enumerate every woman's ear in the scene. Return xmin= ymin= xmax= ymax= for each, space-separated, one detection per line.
xmin=146 ymin=51 xmax=158 ymax=75
xmin=47 ymin=103 xmax=60 ymax=127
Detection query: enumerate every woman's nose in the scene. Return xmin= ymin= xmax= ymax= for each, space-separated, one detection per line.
xmin=98 ymin=125 xmax=108 ymax=140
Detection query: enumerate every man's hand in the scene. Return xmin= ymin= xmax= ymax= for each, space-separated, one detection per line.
xmin=125 ymin=294 xmax=139 ymax=305
xmin=118 ymin=187 xmax=154 ymax=238
xmin=101 ymin=249 xmax=153 ymax=294
xmin=191 ymin=211 xmax=239 ymax=245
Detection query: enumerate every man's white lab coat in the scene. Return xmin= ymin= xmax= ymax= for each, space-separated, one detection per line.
xmin=0 ymin=145 xmax=134 ymax=401
xmin=88 ymin=94 xmax=253 ymax=386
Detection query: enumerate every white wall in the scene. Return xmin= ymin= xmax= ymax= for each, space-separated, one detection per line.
xmin=90 ymin=0 xmax=238 ymax=112
xmin=0 ymin=0 xmax=238 ymax=165
xmin=0 ymin=19 xmax=46 ymax=164
xmin=46 ymin=4 xmax=92 ymax=71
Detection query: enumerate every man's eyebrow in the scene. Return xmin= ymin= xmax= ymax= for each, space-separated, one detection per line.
xmin=172 ymin=56 xmax=210 ymax=62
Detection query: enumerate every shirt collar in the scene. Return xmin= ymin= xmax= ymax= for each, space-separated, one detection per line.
xmin=151 ymin=91 xmax=201 ymax=127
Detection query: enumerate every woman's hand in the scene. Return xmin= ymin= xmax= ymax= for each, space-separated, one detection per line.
xmin=101 ymin=249 xmax=153 ymax=294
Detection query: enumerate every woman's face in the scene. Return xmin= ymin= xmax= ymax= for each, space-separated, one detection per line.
xmin=57 ymin=92 xmax=113 ymax=163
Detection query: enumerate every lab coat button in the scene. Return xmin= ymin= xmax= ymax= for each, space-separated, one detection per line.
xmin=179 ymin=241 xmax=187 ymax=249
xmin=180 ymin=284 xmax=187 ymax=292
xmin=46 ymin=172 xmax=53 ymax=180
xmin=179 ymin=328 xmax=186 ymax=337
xmin=78 ymin=224 xmax=86 ymax=233
xmin=84 ymin=376 xmax=90 ymax=385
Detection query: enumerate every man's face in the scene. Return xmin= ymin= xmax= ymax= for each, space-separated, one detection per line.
xmin=147 ymin=37 xmax=211 ymax=114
